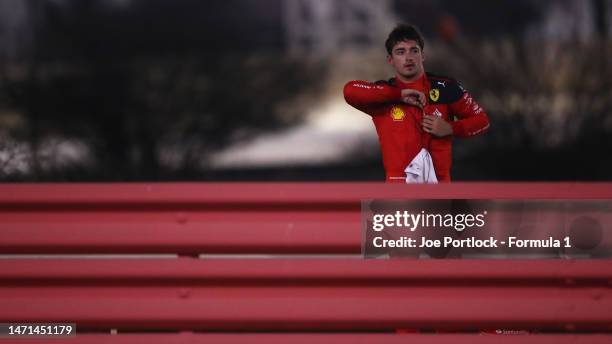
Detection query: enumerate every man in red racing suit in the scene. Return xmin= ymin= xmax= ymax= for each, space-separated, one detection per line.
xmin=343 ymin=24 xmax=489 ymax=182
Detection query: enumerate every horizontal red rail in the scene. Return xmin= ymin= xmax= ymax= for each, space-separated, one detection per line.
xmin=2 ymin=183 xmax=612 ymax=205
xmin=2 ymin=183 xmax=611 ymax=254
xmin=1 ymin=259 xmax=611 ymax=332
xmin=1 ymin=334 xmax=611 ymax=344
xmin=2 ymin=288 xmax=610 ymax=331
xmin=0 ymin=222 xmax=360 ymax=254
xmin=1 ymin=259 xmax=611 ymax=282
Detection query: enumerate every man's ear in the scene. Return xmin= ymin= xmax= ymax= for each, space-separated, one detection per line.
xmin=386 ymin=55 xmax=392 ymax=65
xmin=422 ymin=50 xmax=426 ymax=62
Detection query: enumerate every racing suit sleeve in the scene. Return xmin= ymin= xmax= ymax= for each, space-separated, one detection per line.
xmin=449 ymin=91 xmax=490 ymax=138
xmin=343 ymin=80 xmax=401 ymax=114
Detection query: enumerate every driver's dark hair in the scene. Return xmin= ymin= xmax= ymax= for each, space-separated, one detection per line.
xmin=385 ymin=24 xmax=425 ymax=55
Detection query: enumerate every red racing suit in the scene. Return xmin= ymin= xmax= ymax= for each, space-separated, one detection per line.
xmin=344 ymin=73 xmax=489 ymax=182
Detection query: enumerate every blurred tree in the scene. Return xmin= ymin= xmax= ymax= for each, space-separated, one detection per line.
xmin=3 ymin=0 xmax=324 ymax=180
xmin=593 ymin=0 xmax=608 ymax=39
xmin=2 ymin=0 xmax=611 ymax=181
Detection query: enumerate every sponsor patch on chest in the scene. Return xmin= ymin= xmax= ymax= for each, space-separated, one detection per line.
xmin=389 ymin=106 xmax=405 ymax=121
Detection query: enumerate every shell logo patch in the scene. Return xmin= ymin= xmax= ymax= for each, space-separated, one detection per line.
xmin=390 ymin=106 xmax=405 ymax=121
xmin=429 ymin=89 xmax=440 ymax=102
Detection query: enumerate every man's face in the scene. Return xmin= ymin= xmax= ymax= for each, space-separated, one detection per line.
xmin=387 ymin=40 xmax=425 ymax=82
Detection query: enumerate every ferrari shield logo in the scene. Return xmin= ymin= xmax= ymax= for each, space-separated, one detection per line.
xmin=390 ymin=106 xmax=405 ymax=121
xmin=429 ymin=89 xmax=440 ymax=102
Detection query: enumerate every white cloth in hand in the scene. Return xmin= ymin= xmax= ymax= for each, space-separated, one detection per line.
xmin=404 ymin=148 xmax=438 ymax=184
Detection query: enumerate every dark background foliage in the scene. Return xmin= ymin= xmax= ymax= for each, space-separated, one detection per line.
xmin=0 ymin=0 xmax=610 ymax=181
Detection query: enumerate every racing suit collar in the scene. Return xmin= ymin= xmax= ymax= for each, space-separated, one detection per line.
xmin=394 ymin=73 xmax=428 ymax=91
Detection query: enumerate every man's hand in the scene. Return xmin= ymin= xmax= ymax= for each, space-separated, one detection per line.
xmin=401 ymin=89 xmax=426 ymax=109
xmin=423 ymin=115 xmax=453 ymax=137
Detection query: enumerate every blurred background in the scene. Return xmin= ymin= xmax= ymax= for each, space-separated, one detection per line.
xmin=0 ymin=0 xmax=610 ymax=181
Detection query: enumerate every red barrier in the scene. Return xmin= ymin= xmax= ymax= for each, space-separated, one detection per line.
xmin=0 ymin=183 xmax=611 ymax=339
xmin=1 ymin=183 xmax=611 ymax=254
xmin=1 ymin=259 xmax=611 ymax=331
xmin=2 ymin=183 xmax=612 ymax=204
xmin=1 ymin=334 xmax=611 ymax=344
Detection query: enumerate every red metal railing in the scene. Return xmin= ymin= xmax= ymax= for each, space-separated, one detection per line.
xmin=0 ymin=183 xmax=611 ymax=343
xmin=2 ymin=183 xmax=611 ymax=254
